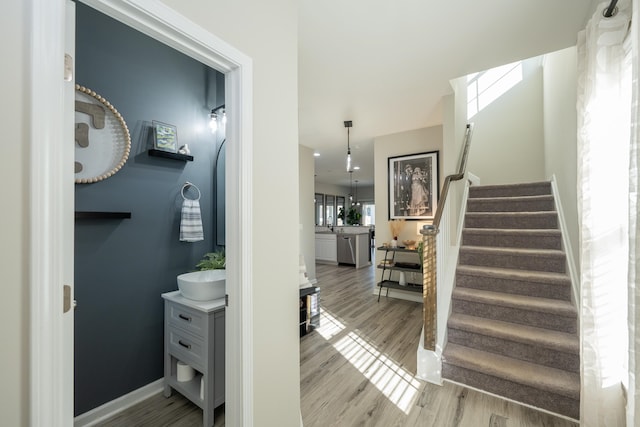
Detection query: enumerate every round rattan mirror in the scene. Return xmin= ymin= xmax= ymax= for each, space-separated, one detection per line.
xmin=74 ymin=84 xmax=131 ymax=184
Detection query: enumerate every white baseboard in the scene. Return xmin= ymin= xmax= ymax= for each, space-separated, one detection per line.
xmin=443 ymin=378 xmax=578 ymax=423
xmin=74 ymin=379 xmax=164 ymax=427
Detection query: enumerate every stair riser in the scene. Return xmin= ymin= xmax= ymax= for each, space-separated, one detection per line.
xmin=442 ymin=364 xmax=579 ymax=420
xmin=467 ymin=198 xmax=555 ymax=213
xmin=469 ymin=184 xmax=552 ymax=199
xmin=455 ymin=271 xmax=571 ymax=300
xmin=465 ymin=213 xmax=558 ymax=229
xmin=452 ymin=299 xmax=577 ymax=333
xmin=464 ymin=212 xmax=558 ymax=230
xmin=459 ymin=250 xmax=566 ymax=273
xmin=462 ymin=231 xmax=562 ymax=250
xmin=447 ymin=329 xmax=579 ymax=373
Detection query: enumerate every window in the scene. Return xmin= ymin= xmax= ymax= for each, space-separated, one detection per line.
xmin=336 ymin=196 xmax=345 ymax=226
xmin=361 ymin=202 xmax=375 ymax=226
xmin=467 ymin=61 xmax=523 ymax=119
xmin=325 ymin=195 xmax=335 ymax=226
xmin=314 ymin=193 xmax=324 ymax=226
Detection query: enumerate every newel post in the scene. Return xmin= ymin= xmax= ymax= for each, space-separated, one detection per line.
xmin=421 ymin=225 xmax=438 ymax=351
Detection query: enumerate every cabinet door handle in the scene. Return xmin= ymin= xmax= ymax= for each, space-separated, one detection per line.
xmin=178 ymin=340 xmax=191 ymax=350
xmin=178 ymin=314 xmax=192 ymax=322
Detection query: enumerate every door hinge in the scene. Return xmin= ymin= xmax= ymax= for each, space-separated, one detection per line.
xmin=64 ymin=53 xmax=73 ymax=82
xmin=225 ymin=294 xmax=229 ymax=307
xmin=63 ymin=284 xmax=72 ymax=313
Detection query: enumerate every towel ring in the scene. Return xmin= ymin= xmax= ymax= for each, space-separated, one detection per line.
xmin=181 ymin=182 xmax=201 ymax=201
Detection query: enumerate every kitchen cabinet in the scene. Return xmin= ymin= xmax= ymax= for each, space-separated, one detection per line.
xmin=315 ymin=233 xmax=337 ymax=264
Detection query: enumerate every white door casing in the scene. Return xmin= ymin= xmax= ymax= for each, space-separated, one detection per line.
xmin=28 ymin=0 xmax=254 ymax=425
xmin=63 ymin=1 xmax=76 ymax=423
xmin=29 ymin=0 xmax=71 ymax=425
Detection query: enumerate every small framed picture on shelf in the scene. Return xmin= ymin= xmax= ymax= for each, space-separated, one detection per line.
xmin=152 ymin=120 xmax=178 ymax=153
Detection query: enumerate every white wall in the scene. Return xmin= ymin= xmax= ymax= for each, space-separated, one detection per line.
xmin=466 ymin=58 xmax=546 ymax=185
xmin=299 ymin=145 xmax=317 ymax=282
xmin=159 ymin=1 xmax=301 ymax=424
xmin=374 ymin=126 xmax=443 ymax=269
xmin=353 ymin=185 xmax=374 ymax=202
xmin=314 ymin=182 xmax=349 ymax=199
xmin=0 ymin=2 xmax=27 ymax=425
xmin=444 ymin=77 xmax=471 ymax=243
xmin=543 ymin=46 xmax=579 ymax=270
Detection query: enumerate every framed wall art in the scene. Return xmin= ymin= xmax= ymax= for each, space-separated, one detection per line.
xmin=388 ymin=151 xmax=439 ymax=220
xmin=153 ymin=120 xmax=178 ymax=153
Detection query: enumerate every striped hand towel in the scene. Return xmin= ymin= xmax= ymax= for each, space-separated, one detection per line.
xmin=180 ymin=199 xmax=204 ymax=242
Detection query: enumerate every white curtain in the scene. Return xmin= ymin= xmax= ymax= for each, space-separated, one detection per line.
xmin=628 ymin=0 xmax=640 ymax=425
xmin=577 ymin=1 xmax=631 ymax=425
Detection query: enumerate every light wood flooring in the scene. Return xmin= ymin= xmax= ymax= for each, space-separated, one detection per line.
xmin=95 ymin=261 xmax=578 ymax=427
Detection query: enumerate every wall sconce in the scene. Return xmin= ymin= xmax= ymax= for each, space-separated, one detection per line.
xmin=210 ymin=104 xmax=226 ymax=133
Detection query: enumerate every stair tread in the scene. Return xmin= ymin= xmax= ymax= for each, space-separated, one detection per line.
xmin=466 ymin=211 xmax=558 ymax=216
xmin=470 ymin=182 xmax=551 ymax=189
xmin=468 ymin=194 xmax=554 ymax=202
xmin=456 ymin=265 xmax=570 ymax=284
xmin=452 ymin=287 xmax=576 ymax=316
xmin=448 ymin=313 xmax=579 ymax=353
xmin=443 ymin=343 xmax=580 ymax=399
xmin=463 ymin=228 xmax=561 ymax=236
xmin=469 ymin=182 xmax=551 ymax=193
xmin=460 ymin=245 xmax=565 ymax=257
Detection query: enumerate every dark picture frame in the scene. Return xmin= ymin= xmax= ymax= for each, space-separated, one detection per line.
xmin=388 ymin=151 xmax=439 ymax=220
xmin=152 ymin=120 xmax=178 ymax=153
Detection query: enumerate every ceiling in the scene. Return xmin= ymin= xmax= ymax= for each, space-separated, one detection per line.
xmin=299 ymin=0 xmax=597 ymax=188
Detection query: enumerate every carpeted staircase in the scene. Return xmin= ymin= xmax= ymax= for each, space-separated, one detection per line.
xmin=442 ymin=181 xmax=580 ymax=420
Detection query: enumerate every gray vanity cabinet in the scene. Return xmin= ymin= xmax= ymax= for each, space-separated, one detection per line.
xmin=162 ymin=291 xmax=225 ymax=427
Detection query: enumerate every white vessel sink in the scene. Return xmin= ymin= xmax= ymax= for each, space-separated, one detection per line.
xmin=177 ymin=270 xmax=226 ymax=301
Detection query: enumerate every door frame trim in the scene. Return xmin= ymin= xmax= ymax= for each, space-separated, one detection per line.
xmin=29 ymin=1 xmax=68 ymax=424
xmin=28 ymin=0 xmax=254 ymax=425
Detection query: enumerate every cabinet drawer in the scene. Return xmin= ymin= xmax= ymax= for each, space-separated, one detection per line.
xmin=167 ymin=303 xmax=207 ymax=339
xmin=168 ymin=327 xmax=205 ymax=371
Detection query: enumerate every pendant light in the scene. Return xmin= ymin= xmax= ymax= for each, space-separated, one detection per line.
xmin=344 ymin=120 xmax=353 ymax=172
xmin=349 ymin=170 xmax=354 ymax=205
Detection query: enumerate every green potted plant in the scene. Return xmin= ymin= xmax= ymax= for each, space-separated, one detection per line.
xmin=196 ymin=249 xmax=226 ymax=270
xmin=346 ymin=207 xmax=361 ymax=225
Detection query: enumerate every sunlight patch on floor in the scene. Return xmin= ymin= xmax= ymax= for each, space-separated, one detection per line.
xmin=333 ymin=331 xmax=421 ymax=414
xmin=316 ymin=309 xmax=346 ymax=340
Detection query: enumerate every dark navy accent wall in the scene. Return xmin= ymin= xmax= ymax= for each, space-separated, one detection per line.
xmin=74 ymin=3 xmax=224 ymax=415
